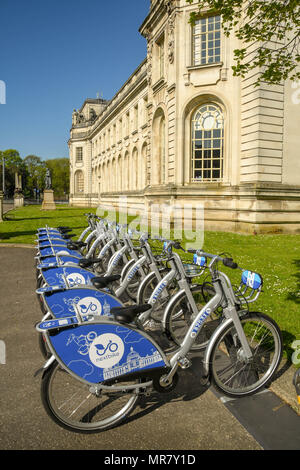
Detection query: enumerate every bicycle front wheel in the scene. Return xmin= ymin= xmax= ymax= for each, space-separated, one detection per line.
xmin=164 ymin=284 xmax=220 ymax=350
xmin=41 ymin=361 xmax=141 ymax=433
xmin=210 ymin=312 xmax=283 ymax=398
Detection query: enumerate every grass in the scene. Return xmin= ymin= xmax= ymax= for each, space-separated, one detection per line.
xmin=1 ymin=204 xmax=300 ymax=360
xmin=0 ymin=204 xmax=97 ymax=244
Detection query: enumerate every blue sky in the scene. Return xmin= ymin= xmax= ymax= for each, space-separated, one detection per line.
xmin=0 ymin=0 xmax=149 ymax=160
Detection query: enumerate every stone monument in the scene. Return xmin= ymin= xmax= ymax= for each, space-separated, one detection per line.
xmin=41 ymin=169 xmax=56 ymax=210
xmin=14 ymin=173 xmax=24 ymax=208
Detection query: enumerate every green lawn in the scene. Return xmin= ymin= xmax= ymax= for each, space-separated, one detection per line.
xmin=1 ymin=204 xmax=299 ymax=360
xmin=0 ymin=204 xmax=97 ymax=244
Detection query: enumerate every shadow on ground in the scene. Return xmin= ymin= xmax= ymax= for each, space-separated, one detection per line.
xmin=287 ymin=259 xmax=300 ymax=305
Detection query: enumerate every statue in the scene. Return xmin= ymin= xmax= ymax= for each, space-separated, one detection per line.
xmin=42 ymin=168 xmax=56 ymax=210
xmin=89 ymin=108 xmax=97 ymax=121
xmin=45 ymin=168 xmax=52 ymax=190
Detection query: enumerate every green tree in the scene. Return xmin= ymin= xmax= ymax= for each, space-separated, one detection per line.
xmin=45 ymin=158 xmax=70 ymax=199
xmin=0 ymin=149 xmax=25 ymax=197
xmin=23 ymin=155 xmax=47 ymax=198
xmin=187 ymin=0 xmax=300 ymax=85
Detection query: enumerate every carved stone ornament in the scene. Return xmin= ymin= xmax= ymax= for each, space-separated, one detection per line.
xmin=167 ymin=6 xmax=176 ymax=64
xmin=89 ymin=108 xmax=97 ymax=122
xmin=164 ymin=0 xmax=176 ymax=14
xmin=168 ymin=39 xmax=174 ymax=64
xmin=147 ymin=40 xmax=153 ymax=86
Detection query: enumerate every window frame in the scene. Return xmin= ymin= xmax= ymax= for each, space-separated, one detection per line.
xmin=75 ymin=147 xmax=83 ymax=163
xmin=191 ymin=14 xmax=221 ymax=67
xmin=74 ymin=170 xmax=84 ymax=193
xmin=190 ymin=103 xmax=224 ymax=183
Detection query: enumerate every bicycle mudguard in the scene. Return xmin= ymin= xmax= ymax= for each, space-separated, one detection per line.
xmin=39 ymin=318 xmax=168 ymax=384
xmin=40 ymin=266 xmax=95 ymax=288
xmin=40 ymin=287 xmax=122 ymax=318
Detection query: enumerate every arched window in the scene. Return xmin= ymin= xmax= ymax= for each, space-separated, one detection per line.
xmin=74 ymin=170 xmax=84 ymax=193
xmin=152 ymin=108 xmax=166 ymax=185
xmin=132 ymin=148 xmax=138 ymax=190
xmin=159 ymin=117 xmax=166 ymax=184
xmin=191 ymin=103 xmax=224 ymax=182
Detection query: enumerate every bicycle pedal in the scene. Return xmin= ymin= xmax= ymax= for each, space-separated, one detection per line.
xmin=178 ymin=358 xmax=192 ymax=369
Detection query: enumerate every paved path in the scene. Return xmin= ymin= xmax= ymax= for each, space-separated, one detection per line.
xmin=0 ymin=246 xmax=299 ymax=451
xmin=2 ymin=202 xmax=14 ymax=214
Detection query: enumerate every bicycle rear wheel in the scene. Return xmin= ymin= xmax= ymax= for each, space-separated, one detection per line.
xmin=41 ymin=361 xmax=141 ymax=433
xmin=210 ymin=312 xmax=282 ymax=397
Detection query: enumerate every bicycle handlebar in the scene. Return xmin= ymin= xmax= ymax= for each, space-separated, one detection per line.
xmin=188 ymin=249 xmax=239 ymax=270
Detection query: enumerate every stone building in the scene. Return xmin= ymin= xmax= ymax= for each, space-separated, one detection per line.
xmin=69 ymin=0 xmax=300 ymax=233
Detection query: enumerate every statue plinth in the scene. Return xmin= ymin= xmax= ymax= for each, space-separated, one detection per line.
xmin=14 ymin=190 xmax=24 ymax=208
xmin=41 ymin=190 xmax=56 ymax=210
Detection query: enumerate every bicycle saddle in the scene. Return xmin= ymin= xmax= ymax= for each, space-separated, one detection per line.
xmin=110 ymin=304 xmax=151 ymax=324
xmin=91 ymin=275 xmax=121 ymax=289
xmin=57 ymin=227 xmax=72 ymax=233
xmin=66 ymin=241 xmax=87 ymax=249
xmin=78 ymin=258 xmax=102 ymax=268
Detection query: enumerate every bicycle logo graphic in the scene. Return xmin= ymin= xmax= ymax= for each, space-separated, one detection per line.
xmin=66 ymin=273 xmax=86 ymax=287
xmin=89 ymin=333 xmax=125 ymax=368
xmin=77 ymin=297 xmax=102 ymax=316
xmin=95 ymin=340 xmax=118 ymax=356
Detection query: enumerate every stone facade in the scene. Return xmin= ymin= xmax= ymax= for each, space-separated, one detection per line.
xmin=69 ymin=0 xmax=300 ymax=233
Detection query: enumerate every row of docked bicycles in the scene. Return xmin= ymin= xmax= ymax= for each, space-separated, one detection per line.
xmin=34 ymin=213 xmax=283 ymax=433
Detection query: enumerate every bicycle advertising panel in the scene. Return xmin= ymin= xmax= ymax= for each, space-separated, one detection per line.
xmin=40 ymin=266 xmax=96 ymax=288
xmin=41 ymin=321 xmax=168 ymax=385
xmin=38 ymin=246 xmax=82 ymax=259
xmin=40 ymin=287 xmax=123 ymax=318
xmin=37 ymin=256 xmax=82 ymax=268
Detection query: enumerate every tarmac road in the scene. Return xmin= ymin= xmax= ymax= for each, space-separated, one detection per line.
xmin=0 ymin=246 xmax=298 ymax=451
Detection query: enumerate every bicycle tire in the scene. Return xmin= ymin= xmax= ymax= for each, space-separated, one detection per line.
xmin=138 ymin=271 xmax=177 ymax=323
xmin=38 ymin=332 xmax=51 ymax=359
xmin=41 ymin=360 xmax=141 ymax=433
xmin=164 ymin=284 xmax=221 ymax=351
xmin=210 ymin=311 xmax=283 ymax=398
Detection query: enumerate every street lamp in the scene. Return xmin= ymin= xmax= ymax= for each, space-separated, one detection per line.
xmin=2 ymin=156 xmax=5 ymax=197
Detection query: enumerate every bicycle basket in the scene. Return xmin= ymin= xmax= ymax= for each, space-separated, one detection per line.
xmin=183 ymin=254 xmax=207 ymax=277
xmin=235 ymin=270 xmax=263 ymax=304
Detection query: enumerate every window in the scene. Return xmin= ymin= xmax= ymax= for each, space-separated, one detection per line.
xmin=119 ymin=118 xmax=122 ymax=140
xmin=75 ymin=170 xmax=84 ymax=192
xmin=192 ymin=15 xmax=221 ymax=66
xmin=191 ymin=103 xmax=224 ymax=182
xmin=75 ymin=147 xmax=83 ymax=163
xmin=143 ymin=97 xmax=148 ymax=125
xmin=134 ymin=105 xmax=138 ymax=131
xmin=125 ymin=112 xmax=130 ymax=136
xmin=160 ymin=117 xmax=166 ymax=184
